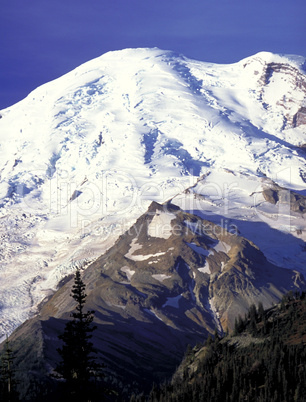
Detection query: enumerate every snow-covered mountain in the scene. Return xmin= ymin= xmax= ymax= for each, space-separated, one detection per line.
xmin=0 ymin=48 xmax=305 ymax=342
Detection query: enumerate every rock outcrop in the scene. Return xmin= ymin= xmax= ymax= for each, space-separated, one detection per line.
xmin=4 ymin=202 xmax=304 ymax=397
xmin=262 ymin=182 xmax=306 ymax=213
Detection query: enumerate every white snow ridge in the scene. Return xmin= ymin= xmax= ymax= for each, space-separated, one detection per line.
xmin=0 ymin=47 xmax=305 ymax=340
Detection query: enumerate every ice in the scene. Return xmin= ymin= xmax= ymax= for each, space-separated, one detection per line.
xmin=0 ymin=47 xmax=305 ymax=338
xmin=173 ymin=169 xmax=306 ymax=273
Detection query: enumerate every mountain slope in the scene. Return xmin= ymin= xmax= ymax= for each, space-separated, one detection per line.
xmin=149 ymin=295 xmax=306 ymax=402
xmin=2 ymin=202 xmax=304 ymax=400
xmin=0 ymin=48 xmax=305 ymax=342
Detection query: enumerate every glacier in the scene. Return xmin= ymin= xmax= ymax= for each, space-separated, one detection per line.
xmin=0 ymin=47 xmax=305 ymax=340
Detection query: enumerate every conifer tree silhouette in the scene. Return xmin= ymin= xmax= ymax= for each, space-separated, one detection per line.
xmin=0 ymin=336 xmax=19 ymax=402
xmin=56 ymin=269 xmax=100 ymax=400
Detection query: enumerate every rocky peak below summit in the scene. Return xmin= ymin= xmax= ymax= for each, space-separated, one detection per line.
xmin=0 ymin=47 xmax=305 ymax=343
xmin=6 ymin=201 xmax=304 ymax=397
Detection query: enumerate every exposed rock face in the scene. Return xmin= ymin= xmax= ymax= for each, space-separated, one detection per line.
xmin=295 ymin=106 xmax=306 ymax=127
xmin=260 ymin=62 xmax=306 ymax=128
xmin=263 ymin=182 xmax=306 ymax=213
xmin=242 ymin=56 xmax=306 ymax=130
xmin=5 ymin=202 xmax=304 ymax=396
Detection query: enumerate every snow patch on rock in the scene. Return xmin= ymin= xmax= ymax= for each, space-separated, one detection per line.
xmin=120 ymin=266 xmax=135 ymax=281
xmin=152 ymin=274 xmax=172 ymax=282
xmin=147 ymin=211 xmax=176 ymax=239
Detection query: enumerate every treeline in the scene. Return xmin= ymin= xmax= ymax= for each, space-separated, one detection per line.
xmin=135 ymin=291 xmax=306 ymax=402
xmin=234 ymin=290 xmax=306 ymax=338
xmin=1 ymin=288 xmax=306 ymax=401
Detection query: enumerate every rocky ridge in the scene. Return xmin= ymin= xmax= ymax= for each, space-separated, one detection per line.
xmin=0 ymin=48 xmax=305 ymax=399
xmin=5 ymin=201 xmax=304 ymax=398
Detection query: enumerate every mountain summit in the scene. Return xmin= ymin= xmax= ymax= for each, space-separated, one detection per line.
xmin=0 ymin=48 xmax=305 ymax=343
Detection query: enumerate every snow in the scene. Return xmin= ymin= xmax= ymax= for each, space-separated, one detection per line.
xmin=143 ymin=308 xmax=164 ymax=322
xmin=198 ymin=264 xmax=210 ymax=274
xmin=125 ymin=247 xmax=166 ymax=262
xmin=173 ymin=169 xmax=306 ymax=273
xmin=214 ymin=241 xmax=231 ymax=254
xmin=124 ymin=239 xmax=171 ymax=261
xmin=152 ymin=274 xmax=172 ymax=282
xmin=196 ymin=239 xmax=231 ymax=274
xmin=147 ymin=211 xmax=176 ymax=239
xmin=124 ymin=238 xmax=143 ymax=259
xmin=187 ymin=242 xmax=210 ymax=256
xmin=105 ymin=301 xmax=126 ymax=310
xmin=207 ymin=298 xmax=223 ymax=333
xmin=162 ymin=294 xmax=182 ymax=309
xmin=120 ymin=266 xmax=135 ymax=281
xmin=0 ymin=47 xmax=305 ymax=339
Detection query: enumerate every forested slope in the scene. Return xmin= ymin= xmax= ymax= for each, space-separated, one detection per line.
xmin=142 ymin=292 xmax=306 ymax=402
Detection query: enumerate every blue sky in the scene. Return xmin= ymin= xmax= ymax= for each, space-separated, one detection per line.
xmin=1 ymin=0 xmax=305 ymax=109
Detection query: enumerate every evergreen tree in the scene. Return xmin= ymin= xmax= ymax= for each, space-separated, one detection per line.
xmin=234 ymin=315 xmax=244 ymax=335
xmin=55 ymin=269 xmax=101 ymax=401
xmin=146 ymin=295 xmax=306 ymax=402
xmin=257 ymin=302 xmax=264 ymax=321
xmin=0 ymin=336 xmax=19 ymax=402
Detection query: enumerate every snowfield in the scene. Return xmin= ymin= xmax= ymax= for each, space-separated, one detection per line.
xmin=0 ymin=47 xmax=305 ymax=340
